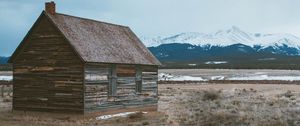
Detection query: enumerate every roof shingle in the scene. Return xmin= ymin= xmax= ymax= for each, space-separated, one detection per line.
xmin=46 ymin=12 xmax=161 ymax=66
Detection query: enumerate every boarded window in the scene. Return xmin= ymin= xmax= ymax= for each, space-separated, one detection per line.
xmin=141 ymin=66 xmax=158 ymax=96
xmin=108 ymin=64 xmax=117 ymax=96
xmin=135 ymin=65 xmax=142 ymax=93
xmin=84 ymin=65 xmax=109 ymax=108
xmin=116 ymin=65 xmax=136 ymax=96
xmin=85 ymin=66 xmax=109 ymax=84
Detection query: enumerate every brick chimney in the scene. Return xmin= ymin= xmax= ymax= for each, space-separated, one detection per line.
xmin=45 ymin=1 xmax=56 ymax=15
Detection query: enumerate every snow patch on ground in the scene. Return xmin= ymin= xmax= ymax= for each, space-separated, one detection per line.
xmin=229 ymin=75 xmax=300 ymax=81
xmin=258 ymin=58 xmax=276 ymax=61
xmin=210 ymin=76 xmax=225 ymax=80
xmin=4 ymin=71 xmax=300 ymax=82
xmin=0 ymin=76 xmax=12 ymax=81
xmin=170 ymin=76 xmax=206 ymax=81
xmin=159 ymin=72 xmax=300 ymax=81
xmin=205 ymin=61 xmax=228 ymax=64
xmin=96 ymin=111 xmax=147 ymax=120
xmin=188 ymin=64 xmax=197 ymax=66
xmin=159 ymin=73 xmax=206 ymax=81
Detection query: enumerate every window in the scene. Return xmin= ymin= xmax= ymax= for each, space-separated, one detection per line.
xmin=108 ymin=64 xmax=117 ymax=96
xmin=135 ymin=65 xmax=142 ymax=93
xmin=84 ymin=65 xmax=110 ymax=106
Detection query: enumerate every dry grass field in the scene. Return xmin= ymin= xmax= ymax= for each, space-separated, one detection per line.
xmin=1 ymin=83 xmax=299 ymax=126
xmin=1 ymin=70 xmax=300 ymax=125
xmin=159 ymin=84 xmax=300 ymax=126
xmin=0 ymin=97 xmax=167 ymax=126
xmin=0 ymin=81 xmax=167 ymax=126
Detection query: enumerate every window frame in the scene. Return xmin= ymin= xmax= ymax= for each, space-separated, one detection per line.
xmin=108 ymin=64 xmax=117 ymax=96
xmin=135 ymin=65 xmax=142 ymax=93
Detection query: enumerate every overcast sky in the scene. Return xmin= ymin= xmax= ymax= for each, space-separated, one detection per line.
xmin=1 ymin=0 xmax=300 ymax=56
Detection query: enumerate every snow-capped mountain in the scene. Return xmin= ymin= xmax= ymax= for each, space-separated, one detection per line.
xmin=141 ymin=26 xmax=300 ymax=69
xmin=142 ymin=26 xmax=300 ymax=52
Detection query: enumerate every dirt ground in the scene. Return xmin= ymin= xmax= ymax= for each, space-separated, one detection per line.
xmin=0 ymin=83 xmax=300 ymax=126
xmin=159 ymin=84 xmax=300 ymax=126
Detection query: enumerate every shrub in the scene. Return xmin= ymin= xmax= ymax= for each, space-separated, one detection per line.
xmin=202 ymin=89 xmax=221 ymax=101
xmin=128 ymin=111 xmax=144 ymax=119
xmin=142 ymin=121 xmax=150 ymax=125
xmin=283 ymin=90 xmax=293 ymax=98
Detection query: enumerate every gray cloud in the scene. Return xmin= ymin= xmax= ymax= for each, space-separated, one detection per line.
xmin=1 ymin=0 xmax=300 ymax=56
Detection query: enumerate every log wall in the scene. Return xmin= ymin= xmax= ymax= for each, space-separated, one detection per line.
xmin=84 ymin=64 xmax=109 ymax=111
xmin=11 ymin=13 xmax=158 ymax=114
xmin=84 ymin=64 xmax=158 ymax=113
xmin=12 ymin=14 xmax=84 ymax=113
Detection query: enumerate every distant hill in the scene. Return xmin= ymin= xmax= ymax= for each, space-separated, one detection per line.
xmin=3 ymin=25 xmax=300 ymax=69
xmin=0 ymin=57 xmax=9 ymax=64
xmin=148 ymin=43 xmax=300 ymax=69
xmin=142 ymin=26 xmax=300 ymax=69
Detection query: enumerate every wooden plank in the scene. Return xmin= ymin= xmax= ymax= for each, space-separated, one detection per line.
xmin=12 ymin=15 xmax=84 ymax=113
xmin=109 ymin=64 xmax=117 ymax=96
xmin=135 ymin=65 xmax=142 ymax=93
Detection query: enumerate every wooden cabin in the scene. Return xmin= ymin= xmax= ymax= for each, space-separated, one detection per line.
xmin=8 ymin=2 xmax=161 ymax=114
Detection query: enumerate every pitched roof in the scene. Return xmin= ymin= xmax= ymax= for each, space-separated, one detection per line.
xmin=45 ymin=11 xmax=161 ymax=65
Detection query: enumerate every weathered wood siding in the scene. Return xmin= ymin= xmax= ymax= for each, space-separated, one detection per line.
xmin=84 ymin=64 xmax=109 ymax=111
xmin=141 ymin=66 xmax=158 ymax=98
xmin=12 ymin=14 xmax=84 ymax=113
xmin=84 ymin=64 xmax=158 ymax=113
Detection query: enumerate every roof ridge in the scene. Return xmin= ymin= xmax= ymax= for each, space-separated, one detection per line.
xmin=53 ymin=12 xmax=129 ymax=28
xmin=42 ymin=11 xmax=161 ymax=66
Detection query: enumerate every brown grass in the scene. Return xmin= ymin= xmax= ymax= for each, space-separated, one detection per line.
xmin=0 ymin=108 xmax=167 ymax=126
xmin=202 ymin=89 xmax=221 ymax=101
xmin=1 ymin=83 xmax=300 ymax=125
xmin=128 ymin=111 xmax=144 ymax=119
xmin=159 ymin=84 xmax=300 ymax=126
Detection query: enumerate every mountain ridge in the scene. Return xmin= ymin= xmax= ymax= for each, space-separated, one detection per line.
xmin=0 ymin=56 xmax=9 ymax=64
xmin=142 ymin=26 xmax=300 ymax=69
xmin=141 ymin=26 xmax=300 ymax=52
